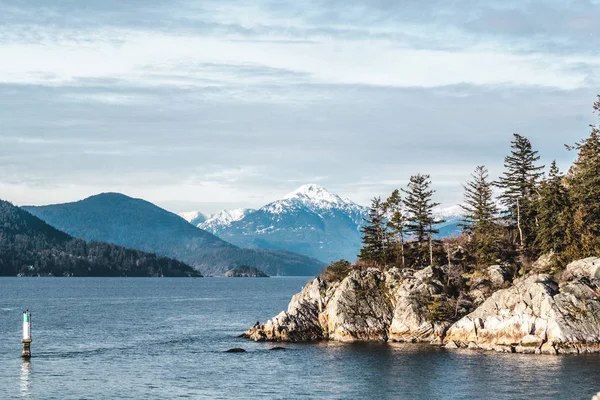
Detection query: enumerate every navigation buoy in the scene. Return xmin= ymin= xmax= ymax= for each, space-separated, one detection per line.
xmin=21 ymin=311 xmax=32 ymax=358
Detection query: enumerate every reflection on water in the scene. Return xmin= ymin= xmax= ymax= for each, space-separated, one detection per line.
xmin=20 ymin=359 xmax=30 ymax=398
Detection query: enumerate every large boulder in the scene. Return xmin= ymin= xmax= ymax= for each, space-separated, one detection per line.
xmin=444 ymin=257 xmax=600 ymax=354
xmin=243 ymin=276 xmax=330 ymax=342
xmin=388 ymin=267 xmax=450 ymax=344
xmin=468 ymin=264 xmax=511 ymax=306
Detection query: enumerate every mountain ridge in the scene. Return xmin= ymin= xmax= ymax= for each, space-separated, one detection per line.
xmin=0 ymin=199 xmax=200 ymax=277
xmin=24 ymin=193 xmax=324 ymax=276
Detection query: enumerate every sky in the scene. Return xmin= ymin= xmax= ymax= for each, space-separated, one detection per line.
xmin=1 ymin=0 xmax=599 ymax=214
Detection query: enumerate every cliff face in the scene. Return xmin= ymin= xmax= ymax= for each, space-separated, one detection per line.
xmin=243 ymin=267 xmax=451 ymax=343
xmin=244 ymin=257 xmax=600 ymax=355
xmin=445 ymin=258 xmax=600 ymax=354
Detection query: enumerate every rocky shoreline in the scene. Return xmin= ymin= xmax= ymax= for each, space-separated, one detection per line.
xmin=244 ymin=258 xmax=600 ymax=355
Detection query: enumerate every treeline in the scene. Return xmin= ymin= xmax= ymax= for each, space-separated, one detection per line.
xmin=358 ymin=94 xmax=600 ymax=274
xmin=0 ymin=200 xmax=201 ymax=277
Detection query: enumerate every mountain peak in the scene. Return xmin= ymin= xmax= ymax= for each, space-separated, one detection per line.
xmin=283 ymin=184 xmax=346 ymax=204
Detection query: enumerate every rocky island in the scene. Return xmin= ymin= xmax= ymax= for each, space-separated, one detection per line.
xmin=245 ymin=100 xmax=600 ymax=356
xmin=244 ymin=257 xmax=600 ymax=355
xmin=225 ymin=266 xmax=269 ymax=277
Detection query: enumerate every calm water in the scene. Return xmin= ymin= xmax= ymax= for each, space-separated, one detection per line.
xmin=1 ymin=277 xmax=600 ymax=400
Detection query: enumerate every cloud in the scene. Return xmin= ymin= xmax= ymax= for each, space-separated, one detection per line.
xmin=0 ymin=0 xmax=599 ymax=213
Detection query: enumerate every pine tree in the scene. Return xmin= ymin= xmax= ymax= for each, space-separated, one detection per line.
xmin=460 ymin=165 xmax=500 ymax=266
xmin=460 ymin=165 xmax=498 ymax=232
xmin=402 ymin=174 xmax=444 ymax=267
xmin=383 ymin=189 xmax=405 ymax=268
xmin=564 ymin=121 xmax=600 ymax=259
xmin=495 ymin=134 xmax=544 ymax=251
xmin=358 ymin=197 xmax=387 ymax=264
xmin=535 ymin=161 xmax=569 ymax=256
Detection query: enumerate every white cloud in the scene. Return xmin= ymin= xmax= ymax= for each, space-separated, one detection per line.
xmin=0 ymin=27 xmax=598 ymax=90
xmin=1 ymin=0 xmax=599 ymax=213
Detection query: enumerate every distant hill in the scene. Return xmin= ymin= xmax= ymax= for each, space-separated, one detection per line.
xmin=24 ymin=193 xmax=324 ymax=276
xmin=0 ymin=200 xmax=199 ymax=277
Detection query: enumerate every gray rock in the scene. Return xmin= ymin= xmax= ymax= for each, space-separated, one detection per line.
xmin=225 ymin=348 xmax=246 ymax=353
xmin=244 ymin=267 xmax=450 ymax=344
xmin=444 ymin=257 xmax=600 ymax=354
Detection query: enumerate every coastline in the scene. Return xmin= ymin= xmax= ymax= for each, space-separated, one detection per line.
xmin=244 ymin=257 xmax=600 ymax=355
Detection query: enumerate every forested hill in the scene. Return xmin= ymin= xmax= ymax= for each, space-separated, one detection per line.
xmin=0 ymin=200 xmax=200 ymax=277
xmin=25 ymin=192 xmax=234 ymax=253
xmin=24 ymin=193 xmax=325 ymax=276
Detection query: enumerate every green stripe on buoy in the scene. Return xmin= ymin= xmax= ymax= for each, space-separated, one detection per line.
xmin=24 ymin=314 xmax=29 ymax=322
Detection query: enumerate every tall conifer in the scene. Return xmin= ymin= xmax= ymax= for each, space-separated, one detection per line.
xmin=460 ymin=165 xmax=500 ymax=266
xmin=384 ymin=189 xmax=405 ymax=268
xmin=460 ymin=166 xmax=498 ymax=232
xmin=535 ymin=161 xmax=569 ymax=256
xmin=564 ymin=120 xmax=600 ymax=259
xmin=402 ymin=174 xmax=444 ymax=266
xmin=495 ymin=134 xmax=544 ymax=251
xmin=358 ymin=197 xmax=387 ymax=264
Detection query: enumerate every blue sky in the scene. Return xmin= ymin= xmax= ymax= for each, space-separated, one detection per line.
xmin=1 ymin=0 xmax=599 ymax=213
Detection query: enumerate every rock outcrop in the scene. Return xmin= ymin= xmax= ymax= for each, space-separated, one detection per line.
xmin=444 ymin=257 xmax=600 ymax=354
xmin=224 ymin=266 xmax=269 ymax=277
xmin=244 ymin=257 xmax=600 ymax=355
xmin=243 ymin=267 xmax=450 ymax=343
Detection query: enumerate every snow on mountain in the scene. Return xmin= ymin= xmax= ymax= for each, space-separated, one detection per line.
xmin=185 ymin=184 xmax=369 ymax=263
xmin=179 ymin=185 xmax=465 ymax=262
xmin=433 ymin=205 xmax=463 ymax=219
xmin=261 ymin=184 xmax=367 ymax=227
xmin=432 ymin=205 xmax=463 ymax=238
xmin=199 ymin=208 xmax=255 ymax=232
xmin=283 ymin=184 xmax=350 ymax=206
xmin=178 ymin=211 xmax=208 ymax=225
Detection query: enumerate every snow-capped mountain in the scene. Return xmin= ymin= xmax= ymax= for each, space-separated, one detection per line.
xmin=182 ymin=184 xmax=369 ymax=263
xmin=178 ymin=211 xmax=209 ymax=226
xmin=199 ymin=208 xmax=255 ymax=232
xmin=180 ymin=184 xmax=464 ymax=263
xmin=433 ymin=205 xmax=463 ymax=238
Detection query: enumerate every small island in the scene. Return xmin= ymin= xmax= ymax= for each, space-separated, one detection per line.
xmin=225 ymin=265 xmax=269 ymax=277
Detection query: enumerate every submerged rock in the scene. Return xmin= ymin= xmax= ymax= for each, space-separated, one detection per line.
xmin=225 ymin=348 xmax=247 ymax=353
xmin=444 ymin=257 xmax=600 ymax=354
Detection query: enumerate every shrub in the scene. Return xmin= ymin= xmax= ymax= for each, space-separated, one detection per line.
xmin=322 ymin=259 xmax=354 ymax=283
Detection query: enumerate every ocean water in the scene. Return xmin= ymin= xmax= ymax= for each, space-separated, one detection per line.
xmin=1 ymin=277 xmax=600 ymax=400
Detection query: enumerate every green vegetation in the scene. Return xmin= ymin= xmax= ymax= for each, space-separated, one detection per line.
xmin=322 ymin=259 xmax=353 ymax=283
xmin=0 ymin=200 xmax=201 ymax=277
xmin=354 ymin=93 xmax=600 ymax=281
xmin=23 ymin=193 xmax=324 ymax=276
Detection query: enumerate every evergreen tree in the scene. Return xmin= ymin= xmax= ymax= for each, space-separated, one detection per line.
xmin=460 ymin=165 xmax=500 ymax=266
xmin=564 ymin=122 xmax=600 ymax=259
xmin=402 ymin=174 xmax=444 ymax=266
xmin=460 ymin=165 xmax=498 ymax=232
xmin=383 ymin=189 xmax=405 ymax=268
xmin=495 ymin=134 xmax=544 ymax=251
xmin=535 ymin=161 xmax=569 ymax=256
xmin=358 ymin=197 xmax=387 ymax=264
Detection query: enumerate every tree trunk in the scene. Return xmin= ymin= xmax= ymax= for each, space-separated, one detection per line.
xmin=401 ymin=236 xmax=405 ymax=268
xmin=429 ymin=222 xmax=433 ymax=266
xmin=517 ymin=197 xmax=524 ymax=248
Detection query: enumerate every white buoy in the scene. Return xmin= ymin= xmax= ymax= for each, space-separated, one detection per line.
xmin=21 ymin=311 xmax=31 ymax=358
